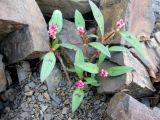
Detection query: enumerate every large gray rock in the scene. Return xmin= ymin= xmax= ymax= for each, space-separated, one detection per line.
xmin=105 ymin=92 xmax=160 ymax=120
xmin=98 ymin=51 xmax=155 ymax=97
xmin=100 ymin=0 xmax=155 ymax=41
xmin=0 ymin=55 xmax=7 ymax=92
xmin=0 ymin=0 xmax=49 ymax=64
xmin=36 ymin=0 xmax=99 ymax=18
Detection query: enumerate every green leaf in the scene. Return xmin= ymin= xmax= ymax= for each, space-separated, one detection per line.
xmin=49 ymin=10 xmax=63 ymax=32
xmin=75 ymin=66 xmax=84 ymax=79
xmin=84 ymin=77 xmax=100 ymax=86
xmin=75 ymin=62 xmax=99 ymax=74
xmin=75 ymin=49 xmax=84 ymax=79
xmin=67 ymin=68 xmax=76 ymax=72
xmin=40 ymin=52 xmax=56 ymax=82
xmin=89 ymin=0 xmax=104 ymax=37
xmin=75 ymin=49 xmax=84 ymax=63
xmin=109 ymin=46 xmax=128 ymax=52
xmin=61 ymin=43 xmax=80 ymax=51
xmin=53 ymin=44 xmax=60 ymax=50
xmin=120 ymin=31 xmax=145 ymax=57
xmin=53 ymin=38 xmax=59 ymax=45
xmin=72 ymin=89 xmax=84 ymax=113
xmin=89 ymin=42 xmax=111 ymax=58
xmin=107 ymin=66 xmax=133 ymax=76
xmin=75 ymin=10 xmax=85 ymax=28
xmin=97 ymin=52 xmax=106 ymax=66
xmin=86 ymin=34 xmax=99 ymax=39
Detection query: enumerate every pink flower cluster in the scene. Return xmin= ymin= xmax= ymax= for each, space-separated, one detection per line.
xmin=77 ymin=27 xmax=85 ymax=36
xmin=76 ymin=80 xmax=84 ymax=89
xmin=99 ymin=69 xmax=108 ymax=78
xmin=116 ymin=19 xmax=125 ymax=31
xmin=48 ymin=24 xmax=58 ymax=39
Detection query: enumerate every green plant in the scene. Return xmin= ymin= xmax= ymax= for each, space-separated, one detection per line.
xmin=40 ymin=0 xmax=145 ymax=113
xmin=40 ymin=10 xmax=63 ymax=82
xmin=62 ymin=0 xmax=145 ymax=112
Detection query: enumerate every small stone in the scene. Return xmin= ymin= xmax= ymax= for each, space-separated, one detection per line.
xmin=28 ymin=82 xmax=36 ymax=88
xmin=38 ymin=95 xmax=44 ymax=102
xmin=20 ymin=112 xmax=29 ymax=118
xmin=68 ymin=118 xmax=73 ymax=120
xmin=40 ymin=104 xmax=48 ymax=112
xmin=43 ymin=92 xmax=50 ymax=101
xmin=64 ymin=99 xmax=70 ymax=105
xmin=44 ymin=114 xmax=52 ymax=120
xmin=24 ymin=86 xmax=31 ymax=92
xmin=62 ymin=107 xmax=69 ymax=115
xmin=25 ymin=91 xmax=34 ymax=96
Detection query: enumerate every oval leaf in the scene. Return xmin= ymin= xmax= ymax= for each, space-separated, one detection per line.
xmin=109 ymin=46 xmax=128 ymax=52
xmin=97 ymin=52 xmax=106 ymax=66
xmin=75 ymin=62 xmax=99 ymax=74
xmin=89 ymin=0 xmax=104 ymax=37
xmin=75 ymin=49 xmax=84 ymax=63
xmin=86 ymin=34 xmax=99 ymax=39
xmin=89 ymin=42 xmax=111 ymax=58
xmin=40 ymin=52 xmax=56 ymax=82
xmin=49 ymin=10 xmax=63 ymax=32
xmin=84 ymin=77 xmax=100 ymax=86
xmin=75 ymin=49 xmax=84 ymax=79
xmin=107 ymin=66 xmax=133 ymax=76
xmin=72 ymin=89 xmax=84 ymax=113
xmin=75 ymin=10 xmax=85 ymax=28
xmin=120 ymin=31 xmax=145 ymax=57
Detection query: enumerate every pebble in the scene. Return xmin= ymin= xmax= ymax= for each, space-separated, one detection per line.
xmin=40 ymin=104 xmax=48 ymax=112
xmin=24 ymin=90 xmax=34 ymax=96
xmin=62 ymin=107 xmax=69 ymax=114
xmin=43 ymin=92 xmax=50 ymax=101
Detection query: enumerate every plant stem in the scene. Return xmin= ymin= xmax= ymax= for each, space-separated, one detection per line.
xmin=101 ymin=31 xmax=116 ymax=44
xmin=56 ymin=52 xmax=71 ymax=85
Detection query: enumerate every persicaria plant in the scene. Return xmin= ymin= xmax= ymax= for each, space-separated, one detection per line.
xmin=40 ymin=0 xmax=145 ymax=113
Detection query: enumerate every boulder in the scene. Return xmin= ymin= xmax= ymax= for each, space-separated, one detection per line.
xmin=105 ymin=92 xmax=160 ymax=120
xmin=36 ymin=0 xmax=99 ymax=18
xmin=0 ymin=55 xmax=7 ymax=92
xmin=100 ymin=0 xmax=155 ymax=41
xmin=0 ymin=0 xmax=49 ymax=64
xmin=97 ymin=51 xmax=155 ymax=97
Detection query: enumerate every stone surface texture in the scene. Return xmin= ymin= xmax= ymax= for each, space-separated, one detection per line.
xmin=36 ymin=0 xmax=99 ymax=18
xmin=0 ymin=0 xmax=49 ymax=64
xmin=105 ymin=92 xmax=160 ymax=120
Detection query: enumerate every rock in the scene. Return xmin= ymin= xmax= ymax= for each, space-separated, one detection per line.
xmin=105 ymin=92 xmax=160 ymax=120
xmin=40 ymin=104 xmax=48 ymax=112
xmin=36 ymin=0 xmax=99 ymax=18
xmin=0 ymin=55 xmax=7 ymax=92
xmin=20 ymin=112 xmax=29 ymax=119
xmin=44 ymin=114 xmax=52 ymax=120
xmin=0 ymin=0 xmax=49 ymax=64
xmin=43 ymin=92 xmax=51 ymax=101
xmin=62 ymin=107 xmax=69 ymax=115
xmin=25 ymin=91 xmax=34 ymax=96
xmin=45 ymin=65 xmax=62 ymax=99
xmin=98 ymin=51 xmax=155 ymax=97
xmin=16 ymin=61 xmax=31 ymax=85
xmin=100 ymin=0 xmax=154 ymax=40
xmin=5 ymin=70 xmax=12 ymax=86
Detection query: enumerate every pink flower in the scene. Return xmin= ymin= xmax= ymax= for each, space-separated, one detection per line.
xmin=48 ymin=24 xmax=58 ymax=39
xmin=99 ymin=69 xmax=108 ymax=78
xmin=116 ymin=19 xmax=125 ymax=31
xmin=77 ymin=27 xmax=85 ymax=36
xmin=76 ymin=80 xmax=84 ymax=89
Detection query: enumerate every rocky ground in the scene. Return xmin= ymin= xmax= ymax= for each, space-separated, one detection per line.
xmin=0 ymin=63 xmax=108 ymax=120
